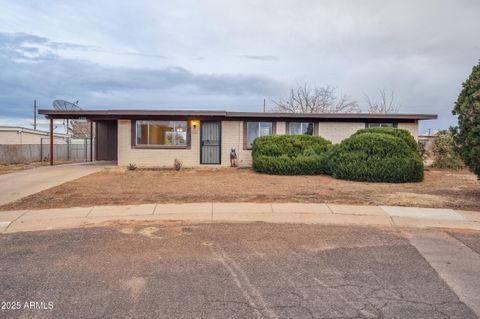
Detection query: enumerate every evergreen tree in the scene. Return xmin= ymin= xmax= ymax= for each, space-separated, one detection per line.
xmin=452 ymin=61 xmax=480 ymax=178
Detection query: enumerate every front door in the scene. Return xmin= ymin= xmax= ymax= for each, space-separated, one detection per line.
xmin=200 ymin=121 xmax=221 ymax=164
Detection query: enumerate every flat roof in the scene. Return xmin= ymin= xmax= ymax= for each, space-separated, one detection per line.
xmin=38 ymin=109 xmax=437 ymax=121
xmin=0 ymin=126 xmax=68 ymax=137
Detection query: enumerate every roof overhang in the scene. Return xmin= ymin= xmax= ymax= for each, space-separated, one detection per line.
xmin=38 ymin=109 xmax=438 ymax=121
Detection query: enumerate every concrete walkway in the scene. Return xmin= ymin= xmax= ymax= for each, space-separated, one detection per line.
xmin=0 ymin=202 xmax=479 ymax=233
xmin=0 ymin=162 xmax=113 ymax=206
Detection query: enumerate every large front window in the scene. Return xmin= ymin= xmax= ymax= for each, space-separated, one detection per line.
xmin=288 ymin=122 xmax=314 ymax=135
xmin=136 ymin=121 xmax=188 ymax=146
xmin=246 ymin=122 xmax=273 ymax=148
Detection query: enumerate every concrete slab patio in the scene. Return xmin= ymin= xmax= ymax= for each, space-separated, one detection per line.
xmin=0 ymin=202 xmax=479 ymax=234
xmin=0 ymin=162 xmax=113 ymax=206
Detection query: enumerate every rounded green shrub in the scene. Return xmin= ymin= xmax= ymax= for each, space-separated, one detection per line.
xmin=252 ymin=135 xmax=331 ymax=158
xmin=353 ymin=127 xmax=418 ymax=152
xmin=329 ymin=132 xmax=424 ymax=183
xmin=252 ymin=135 xmax=332 ymax=175
xmin=253 ymin=154 xmax=330 ymax=175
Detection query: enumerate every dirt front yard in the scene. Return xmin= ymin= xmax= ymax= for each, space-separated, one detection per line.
xmin=1 ymin=167 xmax=479 ymax=211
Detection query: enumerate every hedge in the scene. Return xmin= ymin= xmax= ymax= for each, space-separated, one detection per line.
xmin=252 ymin=135 xmax=332 ymax=175
xmin=251 ymin=128 xmax=424 ymax=183
xmin=352 ymin=127 xmax=418 ymax=152
xmin=328 ymin=132 xmax=424 ymax=183
xmin=252 ymin=135 xmax=331 ymax=158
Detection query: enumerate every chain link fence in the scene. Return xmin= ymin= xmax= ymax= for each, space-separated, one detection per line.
xmin=0 ymin=138 xmax=95 ymax=164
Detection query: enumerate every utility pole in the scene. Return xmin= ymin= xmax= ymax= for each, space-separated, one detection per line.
xmin=33 ymin=99 xmax=37 ymax=130
xmin=263 ymin=98 xmax=266 ymax=112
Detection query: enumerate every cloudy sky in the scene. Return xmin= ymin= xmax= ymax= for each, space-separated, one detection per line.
xmin=0 ymin=0 xmax=479 ymax=133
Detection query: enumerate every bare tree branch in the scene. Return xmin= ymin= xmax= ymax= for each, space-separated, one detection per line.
xmin=365 ymin=89 xmax=401 ymax=113
xmin=272 ymin=83 xmax=360 ymax=113
xmin=68 ymin=120 xmax=91 ymax=138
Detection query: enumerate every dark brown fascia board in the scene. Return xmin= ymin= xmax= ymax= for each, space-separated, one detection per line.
xmin=225 ymin=112 xmax=437 ymax=120
xmin=38 ymin=109 xmax=437 ymax=121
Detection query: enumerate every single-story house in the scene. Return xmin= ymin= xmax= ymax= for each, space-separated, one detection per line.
xmin=0 ymin=126 xmax=68 ymax=145
xmin=38 ymin=109 xmax=437 ymax=167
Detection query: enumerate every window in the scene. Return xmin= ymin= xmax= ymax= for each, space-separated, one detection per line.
xmin=366 ymin=123 xmax=396 ymax=128
xmin=288 ymin=122 xmax=314 ymax=135
xmin=246 ymin=122 xmax=273 ymax=148
xmin=136 ymin=121 xmax=188 ymax=146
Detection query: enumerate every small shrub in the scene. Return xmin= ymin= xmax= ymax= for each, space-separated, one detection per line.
xmin=417 ymin=141 xmax=429 ymax=160
xmin=252 ymin=135 xmax=332 ymax=175
xmin=329 ymin=132 xmax=424 ymax=183
xmin=174 ymin=158 xmax=183 ymax=171
xmin=432 ymin=131 xmax=465 ymax=170
xmin=127 ymin=163 xmax=137 ymax=171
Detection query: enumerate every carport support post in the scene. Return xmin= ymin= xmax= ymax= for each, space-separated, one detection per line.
xmin=49 ymin=117 xmax=54 ymax=166
xmin=90 ymin=121 xmax=93 ymax=162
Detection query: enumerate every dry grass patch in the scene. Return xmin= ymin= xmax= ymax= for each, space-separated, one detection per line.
xmin=0 ymin=167 xmax=479 ymax=211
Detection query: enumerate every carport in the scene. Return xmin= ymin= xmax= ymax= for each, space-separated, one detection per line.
xmin=39 ymin=109 xmax=118 ymax=165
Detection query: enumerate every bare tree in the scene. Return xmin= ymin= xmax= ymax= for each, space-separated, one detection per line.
xmin=68 ymin=120 xmax=92 ymax=138
xmin=272 ymin=84 xmax=360 ymax=113
xmin=365 ymin=89 xmax=401 ymax=113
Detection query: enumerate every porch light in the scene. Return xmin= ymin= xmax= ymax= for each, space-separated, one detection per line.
xmin=190 ymin=120 xmax=199 ymax=129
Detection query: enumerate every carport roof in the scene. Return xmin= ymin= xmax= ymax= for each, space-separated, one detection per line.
xmin=38 ymin=109 xmax=438 ymax=121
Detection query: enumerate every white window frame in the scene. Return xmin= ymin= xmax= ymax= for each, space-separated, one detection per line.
xmin=245 ymin=121 xmax=273 ymax=148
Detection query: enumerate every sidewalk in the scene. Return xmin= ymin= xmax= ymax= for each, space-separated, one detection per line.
xmin=1 ymin=202 xmax=479 ymax=233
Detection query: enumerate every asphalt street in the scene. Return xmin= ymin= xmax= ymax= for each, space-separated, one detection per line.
xmin=1 ymin=222 xmax=478 ymax=318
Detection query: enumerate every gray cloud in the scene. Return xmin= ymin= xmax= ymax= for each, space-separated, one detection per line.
xmin=242 ymin=55 xmax=278 ymax=61
xmin=1 ymin=0 xmax=479 ymax=133
xmin=0 ymin=32 xmax=284 ymax=118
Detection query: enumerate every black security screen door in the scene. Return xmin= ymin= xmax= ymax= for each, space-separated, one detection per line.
xmin=200 ymin=121 xmax=221 ymax=164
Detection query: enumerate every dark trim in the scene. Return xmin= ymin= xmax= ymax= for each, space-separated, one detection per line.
xmin=243 ymin=121 xmax=276 ymax=150
xmin=90 ymin=121 xmax=93 ymax=162
xmin=39 ymin=109 xmax=438 ymax=121
xmin=130 ymin=119 xmax=191 ymax=150
xmin=49 ymin=118 xmax=53 ymax=165
xmin=200 ymin=121 xmax=222 ymax=165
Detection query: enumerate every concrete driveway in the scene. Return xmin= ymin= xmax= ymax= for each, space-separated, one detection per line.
xmin=1 ymin=222 xmax=479 ymax=318
xmin=0 ymin=162 xmax=112 ymax=206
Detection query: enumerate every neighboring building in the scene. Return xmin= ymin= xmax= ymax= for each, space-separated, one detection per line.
xmin=0 ymin=126 xmax=68 ymax=145
xmin=38 ymin=109 xmax=437 ymax=167
xmin=418 ymin=134 xmax=436 ymax=153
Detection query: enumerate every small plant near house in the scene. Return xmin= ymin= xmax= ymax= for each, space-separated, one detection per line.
xmin=174 ymin=158 xmax=183 ymax=171
xmin=417 ymin=141 xmax=429 ymax=161
xmin=432 ymin=131 xmax=465 ymax=170
xmin=127 ymin=163 xmax=137 ymax=171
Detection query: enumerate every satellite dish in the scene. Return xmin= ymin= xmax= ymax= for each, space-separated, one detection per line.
xmin=52 ymin=100 xmax=82 ymax=135
xmin=52 ymin=100 xmax=81 ymax=111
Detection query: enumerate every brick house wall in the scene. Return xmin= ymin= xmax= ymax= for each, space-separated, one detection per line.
xmin=117 ymin=119 xmax=419 ymax=167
